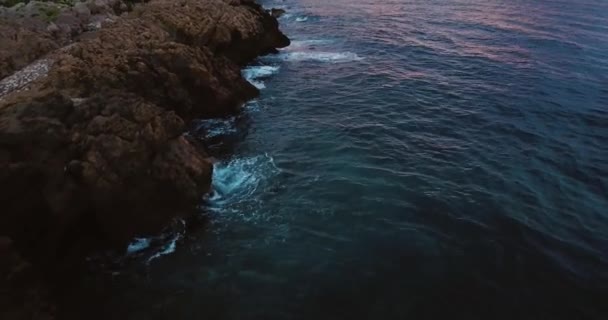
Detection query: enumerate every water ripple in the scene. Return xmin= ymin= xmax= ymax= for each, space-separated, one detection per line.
xmin=90 ymin=0 xmax=608 ymax=318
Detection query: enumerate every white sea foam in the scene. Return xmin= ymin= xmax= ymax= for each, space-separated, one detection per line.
xmin=296 ymin=16 xmax=308 ymax=22
xmin=250 ymin=79 xmax=267 ymax=89
xmin=208 ymin=154 xmax=280 ymax=211
xmin=212 ymin=156 xmax=266 ymax=201
xmin=242 ymin=65 xmax=280 ymax=89
xmin=245 ymin=100 xmax=261 ymax=112
xmin=271 ymin=37 xmax=363 ymax=63
xmin=126 ymin=238 xmax=151 ymax=254
xmin=124 ymin=219 xmax=185 ymax=264
xmin=287 ymin=39 xmax=335 ymax=50
xmin=146 ymin=233 xmax=181 ymax=264
xmin=274 ymin=51 xmax=364 ymax=63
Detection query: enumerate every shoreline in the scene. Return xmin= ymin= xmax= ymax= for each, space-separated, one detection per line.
xmin=0 ymin=0 xmax=289 ymax=317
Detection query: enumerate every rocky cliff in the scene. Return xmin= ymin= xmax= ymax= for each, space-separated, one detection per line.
xmin=0 ymin=0 xmax=288 ymax=294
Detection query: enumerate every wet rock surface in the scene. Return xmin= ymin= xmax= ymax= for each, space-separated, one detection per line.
xmin=0 ymin=1 xmax=288 ymax=317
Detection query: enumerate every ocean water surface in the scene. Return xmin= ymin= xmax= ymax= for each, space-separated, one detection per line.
xmin=65 ymin=0 xmax=608 ymax=319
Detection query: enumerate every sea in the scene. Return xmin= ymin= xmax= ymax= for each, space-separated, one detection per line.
xmin=63 ymin=0 xmax=608 ymax=319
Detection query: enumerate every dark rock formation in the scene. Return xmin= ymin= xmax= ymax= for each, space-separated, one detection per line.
xmin=0 ymin=236 xmax=54 ymax=320
xmin=0 ymin=20 xmax=57 ymax=80
xmin=0 ymin=0 xmax=157 ymax=81
xmin=0 ymin=0 xmax=288 ymax=269
xmin=269 ymin=7 xmax=286 ymax=18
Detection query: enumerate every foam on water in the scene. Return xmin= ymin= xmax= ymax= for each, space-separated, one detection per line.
xmin=296 ymin=16 xmax=308 ymax=22
xmin=207 ymin=154 xmax=281 ymax=219
xmin=268 ymin=38 xmax=363 ymax=63
xmin=274 ymin=51 xmax=364 ymax=63
xmin=242 ymin=65 xmax=280 ymax=89
xmin=126 ymin=238 xmax=151 ymax=254
xmin=209 ymin=154 xmax=279 ymax=205
xmin=146 ymin=233 xmax=181 ymax=264
xmin=287 ymin=39 xmax=335 ymax=50
xmin=123 ymin=219 xmax=186 ymax=264
xmin=244 ymin=100 xmax=261 ymax=112
xmin=211 ymin=157 xmax=262 ymax=202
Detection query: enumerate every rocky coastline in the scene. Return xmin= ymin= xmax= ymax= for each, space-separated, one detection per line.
xmin=0 ymin=0 xmax=289 ymax=318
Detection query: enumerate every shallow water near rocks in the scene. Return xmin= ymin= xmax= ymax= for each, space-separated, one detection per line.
xmin=65 ymin=0 xmax=607 ymax=319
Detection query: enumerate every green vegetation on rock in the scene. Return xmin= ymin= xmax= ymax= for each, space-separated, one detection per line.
xmin=39 ymin=4 xmax=59 ymax=22
xmin=0 ymin=0 xmax=26 ymax=8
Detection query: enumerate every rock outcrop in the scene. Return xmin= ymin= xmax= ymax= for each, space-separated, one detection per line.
xmin=269 ymin=7 xmax=286 ymax=18
xmin=0 ymin=0 xmax=289 ymax=268
xmin=0 ymin=20 xmax=57 ymax=80
xmin=0 ymin=0 xmax=141 ymax=80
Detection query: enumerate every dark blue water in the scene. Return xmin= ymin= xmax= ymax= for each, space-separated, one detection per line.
xmin=84 ymin=0 xmax=608 ymax=319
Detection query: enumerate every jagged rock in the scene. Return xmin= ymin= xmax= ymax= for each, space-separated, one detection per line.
xmin=73 ymin=2 xmax=92 ymax=20
xmin=0 ymin=3 xmax=289 ymax=318
xmin=0 ymin=0 xmax=289 ymax=263
xmin=46 ymin=22 xmax=59 ymax=33
xmin=0 ymin=0 xmax=137 ymax=79
xmin=269 ymin=7 xmax=286 ymax=18
xmin=0 ymin=21 xmax=57 ymax=79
